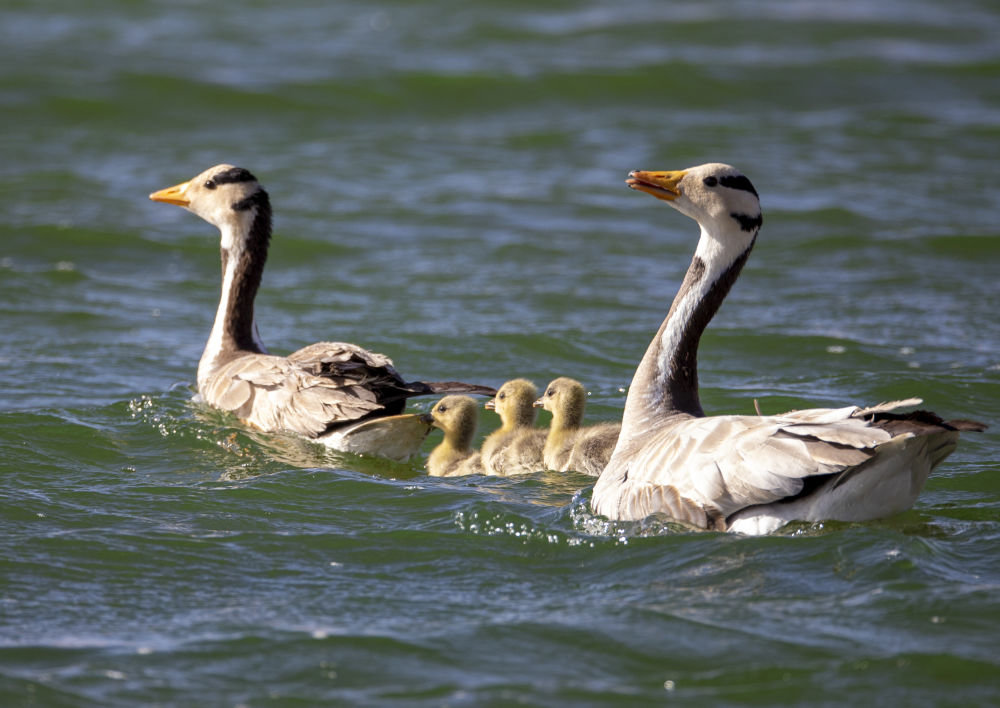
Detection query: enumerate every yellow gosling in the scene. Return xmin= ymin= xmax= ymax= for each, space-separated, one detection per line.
xmin=535 ymin=377 xmax=620 ymax=476
xmin=481 ymin=379 xmax=546 ymax=476
xmin=424 ymin=396 xmax=485 ymax=477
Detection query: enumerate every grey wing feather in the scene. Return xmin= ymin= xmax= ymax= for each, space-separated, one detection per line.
xmin=606 ymin=407 xmax=901 ymax=520
xmin=202 ymin=344 xmax=395 ymax=437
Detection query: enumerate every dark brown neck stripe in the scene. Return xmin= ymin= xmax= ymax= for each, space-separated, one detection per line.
xmin=662 ymin=237 xmax=756 ymax=417
xmin=220 ymin=190 xmax=271 ymax=355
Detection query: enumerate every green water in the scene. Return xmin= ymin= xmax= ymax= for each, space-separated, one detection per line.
xmin=2 ymin=1 xmax=999 ymax=705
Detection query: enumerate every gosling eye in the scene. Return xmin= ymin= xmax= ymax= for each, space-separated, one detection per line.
xmin=703 ymin=176 xmax=718 ymax=187
xmin=204 ymin=179 xmax=217 ymax=190
xmin=546 ymin=388 xmax=554 ymax=397
xmin=498 ymin=392 xmax=506 ymax=400
xmin=436 ymin=404 xmax=447 ymax=413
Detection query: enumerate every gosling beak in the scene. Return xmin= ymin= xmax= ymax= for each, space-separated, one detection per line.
xmin=149 ymin=180 xmax=191 ymax=207
xmin=533 ymin=398 xmax=545 ymax=408
xmin=626 ymin=170 xmax=686 ymax=202
xmin=419 ymin=412 xmax=434 ymax=426
xmin=484 ymin=399 xmax=496 ymax=411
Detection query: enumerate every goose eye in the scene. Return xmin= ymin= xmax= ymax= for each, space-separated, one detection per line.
xmin=703 ymin=176 xmax=718 ymax=187
xmin=498 ymin=393 xmax=506 ymax=400
xmin=204 ymin=179 xmax=217 ymax=190
xmin=437 ymin=404 xmax=447 ymax=413
xmin=546 ymin=389 xmax=554 ymax=397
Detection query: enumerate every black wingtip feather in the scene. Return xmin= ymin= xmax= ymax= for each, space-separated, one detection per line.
xmin=416 ymin=381 xmax=497 ymax=397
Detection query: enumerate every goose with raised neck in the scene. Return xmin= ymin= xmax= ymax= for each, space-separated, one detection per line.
xmin=592 ymin=163 xmax=986 ymax=534
xmin=149 ymin=164 xmax=495 ymax=461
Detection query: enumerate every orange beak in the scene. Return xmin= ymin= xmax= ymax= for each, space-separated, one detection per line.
xmin=626 ymin=169 xmax=686 ymax=202
xmin=149 ymin=180 xmax=191 ymax=207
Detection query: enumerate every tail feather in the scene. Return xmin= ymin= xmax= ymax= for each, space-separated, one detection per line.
xmin=944 ymin=418 xmax=988 ymax=432
xmin=869 ymin=408 xmax=988 ymax=438
xmin=405 ymin=381 xmax=497 ymax=397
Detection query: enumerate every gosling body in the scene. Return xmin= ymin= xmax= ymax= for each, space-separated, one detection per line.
xmin=481 ymin=379 xmax=546 ymax=476
xmin=536 ymin=377 xmax=620 ymax=476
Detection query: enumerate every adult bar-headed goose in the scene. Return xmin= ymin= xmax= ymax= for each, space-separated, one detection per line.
xmin=591 ymin=163 xmax=986 ymax=534
xmin=423 ymin=395 xmax=485 ymax=477
xmin=535 ymin=377 xmax=621 ymax=476
xmin=149 ymin=164 xmax=494 ymax=461
xmin=481 ymin=379 xmax=547 ymax=476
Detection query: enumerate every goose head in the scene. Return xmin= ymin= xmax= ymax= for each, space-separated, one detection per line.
xmin=534 ymin=377 xmax=586 ymax=427
xmin=150 ymin=164 xmax=271 ymax=252
xmin=627 ymin=163 xmax=761 ymax=253
xmin=423 ymin=395 xmax=480 ymax=448
xmin=485 ymin=379 xmax=538 ymax=429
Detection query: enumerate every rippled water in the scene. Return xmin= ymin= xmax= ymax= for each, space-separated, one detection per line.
xmin=2 ymin=0 xmax=999 ymax=705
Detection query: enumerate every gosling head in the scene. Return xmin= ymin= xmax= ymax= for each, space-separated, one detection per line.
xmin=626 ymin=162 xmax=761 ymax=248
xmin=485 ymin=379 xmax=538 ymax=429
xmin=423 ymin=395 xmax=480 ymax=448
xmin=150 ymin=164 xmax=271 ymax=253
xmin=534 ymin=377 xmax=586 ymax=427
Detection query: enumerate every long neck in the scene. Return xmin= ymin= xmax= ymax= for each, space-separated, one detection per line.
xmin=621 ymin=224 xmax=755 ymax=433
xmin=198 ymin=195 xmax=271 ymax=388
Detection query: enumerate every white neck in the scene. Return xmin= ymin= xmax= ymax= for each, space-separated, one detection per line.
xmin=620 ymin=220 xmax=755 ymax=436
xmin=653 ymin=226 xmax=734 ymax=392
xmin=197 ymin=222 xmax=267 ymax=393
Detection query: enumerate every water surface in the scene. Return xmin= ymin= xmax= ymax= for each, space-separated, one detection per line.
xmin=2 ymin=1 xmax=999 ymax=705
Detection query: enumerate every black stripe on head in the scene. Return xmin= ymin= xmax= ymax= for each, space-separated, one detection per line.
xmin=213 ymin=167 xmax=257 ymax=185
xmin=719 ymin=174 xmax=758 ymax=198
xmin=203 ymin=167 xmax=258 ymax=192
xmin=205 ymin=167 xmax=257 ymax=195
xmin=731 ymin=212 xmax=763 ymax=233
